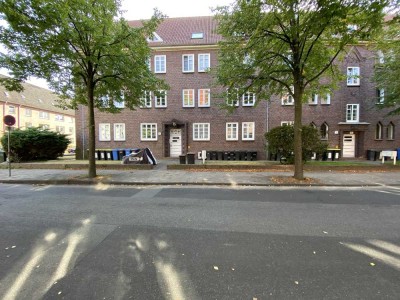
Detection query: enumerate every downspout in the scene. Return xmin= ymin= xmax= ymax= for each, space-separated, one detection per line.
xmin=81 ymin=105 xmax=85 ymax=159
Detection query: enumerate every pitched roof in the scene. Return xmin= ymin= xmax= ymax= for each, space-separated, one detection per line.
xmin=0 ymin=76 xmax=75 ymax=116
xmin=128 ymin=16 xmax=222 ymax=47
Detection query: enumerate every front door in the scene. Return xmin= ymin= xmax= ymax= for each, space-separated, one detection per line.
xmin=169 ymin=129 xmax=182 ymax=157
xmin=342 ymin=134 xmax=355 ymax=157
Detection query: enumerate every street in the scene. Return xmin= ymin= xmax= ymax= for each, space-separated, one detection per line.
xmin=0 ymin=184 xmax=400 ymax=299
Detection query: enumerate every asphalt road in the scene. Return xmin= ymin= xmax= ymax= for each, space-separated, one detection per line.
xmin=0 ymin=184 xmax=400 ymax=300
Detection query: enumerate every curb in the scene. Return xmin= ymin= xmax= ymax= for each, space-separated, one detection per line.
xmin=1 ymin=179 xmax=399 ymax=188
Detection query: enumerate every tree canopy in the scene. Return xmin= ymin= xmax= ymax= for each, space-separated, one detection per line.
xmin=0 ymin=0 xmax=166 ymax=177
xmin=374 ymin=14 xmax=400 ymax=114
xmin=215 ymin=0 xmax=388 ymax=179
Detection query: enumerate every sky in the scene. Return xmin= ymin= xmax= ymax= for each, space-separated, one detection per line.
xmin=0 ymin=0 xmax=233 ymax=90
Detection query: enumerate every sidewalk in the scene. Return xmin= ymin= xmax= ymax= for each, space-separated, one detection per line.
xmin=1 ymin=158 xmax=400 ymax=187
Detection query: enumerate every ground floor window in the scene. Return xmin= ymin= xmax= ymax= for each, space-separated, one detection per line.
xmin=193 ymin=123 xmax=210 ymax=141
xmin=375 ymin=122 xmax=383 ymax=140
xmin=226 ymin=122 xmax=238 ymax=141
xmin=242 ymin=122 xmax=255 ymax=140
xmin=320 ymin=122 xmax=328 ymax=140
xmin=99 ymin=123 xmax=111 ymax=141
xmin=387 ymin=122 xmax=394 ymax=140
xmin=141 ymin=123 xmax=157 ymax=141
xmin=114 ymin=123 xmax=126 ymax=141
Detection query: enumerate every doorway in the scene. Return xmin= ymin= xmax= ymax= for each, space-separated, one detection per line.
xmin=169 ymin=129 xmax=182 ymax=157
xmin=342 ymin=134 xmax=355 ymax=157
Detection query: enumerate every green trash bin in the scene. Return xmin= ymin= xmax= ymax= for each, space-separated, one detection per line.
xmin=187 ymin=153 xmax=195 ymax=164
xmin=0 ymin=151 xmax=6 ymax=162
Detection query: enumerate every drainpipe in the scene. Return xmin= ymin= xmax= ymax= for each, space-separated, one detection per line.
xmin=81 ymin=105 xmax=85 ymax=159
xmin=265 ymin=100 xmax=270 ymax=160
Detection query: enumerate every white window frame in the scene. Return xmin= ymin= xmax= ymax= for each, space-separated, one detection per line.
xmin=155 ymin=90 xmax=167 ymax=108
xmin=377 ymin=88 xmax=384 ymax=104
xmin=182 ymin=54 xmax=194 ymax=73
xmin=154 ymin=55 xmax=166 ymax=73
xmin=320 ymin=93 xmax=331 ymax=105
xmin=99 ymin=123 xmax=111 ymax=141
xmin=55 ymin=114 xmax=65 ymax=121
xmin=226 ymin=89 xmax=239 ymax=107
xmin=182 ymin=89 xmax=195 ymax=107
xmin=281 ymin=121 xmax=294 ymax=126
xmin=8 ymin=105 xmax=15 ymax=114
xmin=198 ymin=53 xmax=210 ymax=72
xmin=242 ymin=92 xmax=256 ymax=106
xmin=281 ymin=87 xmax=294 ymax=105
xmin=193 ymin=123 xmax=210 ymax=141
xmin=387 ymin=122 xmax=394 ymax=140
xmin=114 ymin=99 xmax=125 ymax=109
xmin=25 ymin=108 xmax=32 ymax=117
xmin=140 ymin=91 xmax=152 ymax=108
xmin=346 ymin=104 xmax=359 ymax=123
xmin=56 ymin=126 xmax=65 ymax=133
xmin=198 ymin=89 xmax=210 ymax=107
xmin=242 ymin=122 xmax=255 ymax=141
xmin=347 ymin=67 xmax=360 ymax=86
xmin=320 ymin=123 xmax=329 ymax=140
xmin=226 ymin=122 xmax=239 ymax=141
xmin=114 ymin=123 xmax=126 ymax=141
xmin=308 ymin=94 xmax=318 ymax=105
xmin=375 ymin=122 xmax=383 ymax=140
xmin=141 ymin=123 xmax=157 ymax=141
xmin=39 ymin=111 xmax=49 ymax=119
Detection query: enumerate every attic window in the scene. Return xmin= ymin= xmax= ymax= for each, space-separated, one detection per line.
xmin=147 ymin=32 xmax=163 ymax=42
xmin=191 ymin=32 xmax=204 ymax=39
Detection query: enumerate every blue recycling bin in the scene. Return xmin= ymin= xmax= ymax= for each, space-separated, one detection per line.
xmin=397 ymin=148 xmax=400 ymax=162
xmin=112 ymin=149 xmax=119 ymax=160
xmin=125 ymin=149 xmax=131 ymax=156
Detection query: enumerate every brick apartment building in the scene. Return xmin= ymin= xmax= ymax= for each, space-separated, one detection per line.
xmin=75 ymin=16 xmax=400 ymax=160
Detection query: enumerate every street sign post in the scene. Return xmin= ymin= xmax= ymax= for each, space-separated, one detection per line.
xmin=3 ymin=115 xmax=16 ymax=177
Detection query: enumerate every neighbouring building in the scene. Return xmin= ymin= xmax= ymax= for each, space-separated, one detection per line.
xmin=0 ymin=77 xmax=76 ymax=151
xmin=75 ymin=16 xmax=399 ymax=161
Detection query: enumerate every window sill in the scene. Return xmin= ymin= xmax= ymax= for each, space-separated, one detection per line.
xmin=374 ymin=139 xmax=383 ymax=141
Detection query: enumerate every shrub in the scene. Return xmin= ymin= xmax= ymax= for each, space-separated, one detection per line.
xmin=265 ymin=125 xmax=328 ymax=163
xmin=0 ymin=127 xmax=70 ymax=162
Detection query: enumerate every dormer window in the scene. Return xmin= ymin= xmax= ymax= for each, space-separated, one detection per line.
xmin=191 ymin=32 xmax=204 ymax=39
xmin=147 ymin=32 xmax=163 ymax=42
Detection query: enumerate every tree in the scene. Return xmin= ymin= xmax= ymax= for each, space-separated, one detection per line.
xmin=215 ymin=0 xmax=387 ymax=179
xmin=374 ymin=14 xmax=400 ymax=114
xmin=0 ymin=0 xmax=166 ymax=178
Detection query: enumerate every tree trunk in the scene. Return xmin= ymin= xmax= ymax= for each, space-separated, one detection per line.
xmin=293 ymin=84 xmax=303 ymax=180
xmin=87 ymin=78 xmax=97 ymax=178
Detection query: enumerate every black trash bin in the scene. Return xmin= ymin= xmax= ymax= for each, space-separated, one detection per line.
xmin=251 ymin=151 xmax=257 ymax=161
xmin=211 ymin=151 xmax=217 ymax=160
xmin=217 ymin=151 xmax=223 ymax=160
xmin=179 ymin=155 xmax=186 ymax=164
xmin=0 ymin=151 xmax=5 ymax=162
xmin=374 ymin=150 xmax=381 ymax=161
xmin=246 ymin=151 xmax=252 ymax=161
xmin=223 ymin=151 xmax=229 ymax=160
xmin=187 ymin=153 xmax=195 ymax=164
xmin=206 ymin=151 xmax=211 ymax=160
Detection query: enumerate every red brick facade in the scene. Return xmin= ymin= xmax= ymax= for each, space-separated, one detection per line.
xmin=75 ymin=17 xmax=400 ymax=160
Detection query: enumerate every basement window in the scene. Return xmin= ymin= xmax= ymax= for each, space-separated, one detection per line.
xmin=191 ymin=32 xmax=204 ymax=39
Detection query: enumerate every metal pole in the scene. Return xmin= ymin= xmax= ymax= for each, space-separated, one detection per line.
xmin=7 ymin=126 xmax=11 ymax=177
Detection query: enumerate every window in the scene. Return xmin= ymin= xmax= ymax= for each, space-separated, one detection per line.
xmin=55 ymin=114 xmax=64 ymax=121
xmin=376 ymin=88 xmax=384 ymax=104
xmin=193 ymin=123 xmax=210 ymax=141
xmin=375 ymin=122 xmax=383 ymax=140
xmin=25 ymin=108 xmax=32 ymax=117
xmin=242 ymin=92 xmax=256 ymax=106
xmin=56 ymin=126 xmax=65 ymax=133
xmin=99 ymin=95 xmax=110 ymax=108
xmin=25 ymin=122 xmax=32 ymax=128
xmin=320 ymin=93 xmax=331 ymax=105
xmin=387 ymin=122 xmax=394 ymax=140
xmin=140 ymin=91 xmax=152 ymax=108
xmin=182 ymin=89 xmax=195 ymax=107
xmin=155 ymin=90 xmax=167 ymax=108
xmin=8 ymin=105 xmax=15 ymax=114
xmin=147 ymin=32 xmax=163 ymax=42
xmin=226 ymin=122 xmax=239 ymax=141
xmin=308 ymin=94 xmax=318 ymax=105
xmin=99 ymin=123 xmax=111 ymax=141
xmin=39 ymin=111 xmax=49 ymax=119
xmin=69 ymin=127 xmax=74 ymax=134
xmin=114 ymin=98 xmax=125 ymax=108
xmin=146 ymin=57 xmax=151 ymax=69
xmin=310 ymin=122 xmax=317 ymax=129
xmin=320 ymin=123 xmax=328 ymax=140
xmin=242 ymin=122 xmax=255 ymax=140
xmin=154 ymin=55 xmax=166 ymax=73
xmin=226 ymin=89 xmax=239 ymax=107
xmin=182 ymin=54 xmax=194 ymax=72
xmin=114 ymin=123 xmax=125 ymax=141
xmin=198 ymin=54 xmax=210 ymax=72
xmin=281 ymin=121 xmax=294 ymax=126
xmin=347 ymin=67 xmax=360 ymax=86
xmin=68 ymin=117 xmax=74 ymax=123
xmin=141 ymin=123 xmax=157 ymax=141
xmin=198 ymin=89 xmax=210 ymax=107
xmin=191 ymin=32 xmax=204 ymax=39
xmin=282 ymin=87 xmax=294 ymax=105
xmin=346 ymin=104 xmax=359 ymax=122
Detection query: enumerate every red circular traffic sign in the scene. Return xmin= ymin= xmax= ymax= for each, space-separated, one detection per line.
xmin=3 ymin=115 xmax=16 ymax=126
